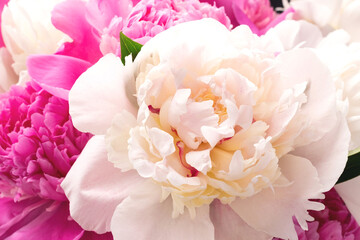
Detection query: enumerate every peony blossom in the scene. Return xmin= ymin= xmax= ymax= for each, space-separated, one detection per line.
xmin=274 ymin=188 xmax=360 ymax=240
xmin=100 ymin=0 xmax=231 ymax=55
xmin=200 ymin=0 xmax=294 ymax=35
xmin=1 ymin=0 xmax=71 ymax=75
xmin=63 ymin=19 xmax=350 ymax=240
xmin=0 ymin=80 xmax=111 ymax=239
xmin=286 ymin=0 xmax=360 ymax=42
xmin=27 ymin=0 xmax=231 ymax=100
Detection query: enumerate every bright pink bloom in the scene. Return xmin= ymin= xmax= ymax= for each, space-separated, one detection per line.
xmin=0 ymin=81 xmax=112 ymax=239
xmin=28 ymin=0 xmax=231 ymax=100
xmin=274 ymin=188 xmax=360 ymax=240
xmin=200 ymin=0 xmax=294 ymax=35
xmin=101 ymin=0 xmax=231 ymax=55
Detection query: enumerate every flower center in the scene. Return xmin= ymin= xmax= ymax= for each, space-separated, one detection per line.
xmin=193 ymin=88 xmax=228 ymax=124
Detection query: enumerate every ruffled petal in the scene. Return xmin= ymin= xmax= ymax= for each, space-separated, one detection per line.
xmin=210 ymin=199 xmax=270 ymax=240
xmin=69 ymin=54 xmax=137 ymax=135
xmin=230 ymin=155 xmax=324 ymax=240
xmin=27 ymin=54 xmax=91 ymax=100
xmin=61 ymin=135 xmax=144 ymax=233
xmin=111 ymin=181 xmax=214 ymax=240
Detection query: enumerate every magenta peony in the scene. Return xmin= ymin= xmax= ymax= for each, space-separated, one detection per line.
xmin=0 ymin=80 xmax=111 ymax=239
xmin=200 ymin=0 xmax=294 ymax=35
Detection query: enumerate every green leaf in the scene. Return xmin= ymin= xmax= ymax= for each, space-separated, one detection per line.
xmin=120 ymin=32 xmax=143 ymax=65
xmin=337 ymin=151 xmax=360 ymax=184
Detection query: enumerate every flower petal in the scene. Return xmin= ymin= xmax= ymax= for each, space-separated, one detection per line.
xmin=230 ymin=154 xmax=324 ymax=240
xmin=61 ymin=135 xmax=144 ymax=233
xmin=51 ymin=0 xmax=102 ymax=63
xmin=335 ymin=175 xmax=360 ymax=225
xmin=111 ymin=181 xmax=214 ymax=240
xmin=294 ymin=111 xmax=350 ymax=191
xmin=210 ymin=199 xmax=270 ymax=240
xmin=69 ymin=53 xmax=137 ymax=135
xmin=27 ymin=54 xmax=91 ymax=100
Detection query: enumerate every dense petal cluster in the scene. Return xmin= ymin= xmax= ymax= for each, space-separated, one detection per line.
xmin=0 ymin=80 xmax=108 ymax=239
xmin=63 ymin=19 xmax=350 ymax=240
xmin=101 ymin=0 xmax=231 ymax=55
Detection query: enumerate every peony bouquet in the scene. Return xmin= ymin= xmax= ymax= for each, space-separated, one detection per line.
xmin=0 ymin=0 xmax=360 ymax=239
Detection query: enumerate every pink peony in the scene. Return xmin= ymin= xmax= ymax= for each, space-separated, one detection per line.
xmin=100 ymin=0 xmax=231 ymax=55
xmin=0 ymin=80 xmax=112 ymax=239
xmin=27 ymin=0 xmax=231 ymax=100
xmin=274 ymin=188 xmax=360 ymax=240
xmin=200 ymin=0 xmax=294 ymax=35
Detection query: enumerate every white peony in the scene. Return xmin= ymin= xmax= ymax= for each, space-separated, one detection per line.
xmin=62 ymin=19 xmax=350 ymax=240
xmin=1 ymin=0 xmax=70 ymax=75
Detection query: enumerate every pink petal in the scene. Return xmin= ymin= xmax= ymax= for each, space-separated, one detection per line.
xmin=111 ymin=181 xmax=214 ymax=240
xmin=27 ymin=55 xmax=91 ymax=100
xmin=5 ymin=202 xmax=83 ymax=240
xmin=210 ymin=199 xmax=270 ymax=240
xmin=61 ymin=135 xmax=145 ymax=233
xmin=52 ymin=0 xmax=102 ymax=63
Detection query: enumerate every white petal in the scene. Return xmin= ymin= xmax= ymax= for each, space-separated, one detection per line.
xmin=148 ymin=127 xmax=176 ymax=157
xmin=111 ymin=181 xmax=214 ymax=240
xmin=61 ymin=135 xmax=144 ymax=233
xmin=69 ymin=54 xmax=137 ymax=135
xmin=230 ymin=154 xmax=324 ymax=240
xmin=210 ymin=200 xmax=270 ymax=240
xmin=335 ymin=175 xmax=360 ymax=225
xmin=105 ymin=111 xmax=137 ymax=171
xmin=185 ymin=149 xmax=212 ymax=174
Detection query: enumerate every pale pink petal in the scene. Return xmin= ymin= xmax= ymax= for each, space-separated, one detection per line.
xmin=27 ymin=54 xmax=91 ymax=100
xmin=69 ymin=54 xmax=137 ymax=135
xmin=267 ymin=20 xmax=323 ymax=51
xmin=185 ymin=149 xmax=212 ymax=174
xmin=61 ymin=135 xmax=145 ymax=233
xmin=111 ymin=181 xmax=214 ymax=240
xmin=0 ymin=47 xmax=17 ymax=92
xmin=230 ymin=155 xmax=324 ymax=239
xmin=210 ymin=199 xmax=270 ymax=240
xmin=340 ymin=0 xmax=360 ymax=42
xmin=275 ymin=49 xmax=338 ymax=144
xmin=52 ymin=0 xmax=102 ymax=63
xmin=294 ymin=111 xmax=350 ymax=191
xmin=335 ymin=175 xmax=360 ymax=225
